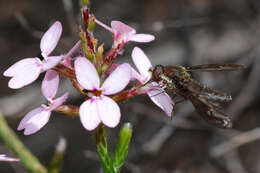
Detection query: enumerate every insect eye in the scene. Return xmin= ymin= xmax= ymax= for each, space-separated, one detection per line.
xmin=149 ymin=67 xmax=154 ymax=72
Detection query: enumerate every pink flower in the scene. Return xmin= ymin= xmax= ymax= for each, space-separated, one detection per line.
xmin=0 ymin=154 xmax=19 ymax=162
xmin=95 ymin=19 xmax=155 ymax=46
xmin=131 ymin=47 xmax=173 ymax=116
xmin=3 ymin=21 xmax=63 ymax=89
xmin=75 ymin=57 xmax=131 ymax=130
xmin=17 ymin=70 xmax=69 ymax=135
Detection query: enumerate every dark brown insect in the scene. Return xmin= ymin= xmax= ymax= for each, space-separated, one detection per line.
xmin=150 ymin=64 xmax=245 ymax=128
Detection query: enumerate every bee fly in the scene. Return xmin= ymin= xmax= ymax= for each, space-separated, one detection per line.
xmin=149 ymin=64 xmax=245 ymax=128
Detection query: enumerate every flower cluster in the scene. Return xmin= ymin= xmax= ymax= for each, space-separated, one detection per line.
xmin=4 ymin=21 xmax=63 ymax=89
xmin=4 ymin=17 xmax=173 ymax=135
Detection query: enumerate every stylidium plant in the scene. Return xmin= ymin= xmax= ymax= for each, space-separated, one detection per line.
xmin=1 ymin=2 xmax=175 ymax=173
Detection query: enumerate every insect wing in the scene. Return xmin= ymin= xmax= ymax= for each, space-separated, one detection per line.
xmin=186 ymin=79 xmax=232 ymax=103
xmin=189 ymin=95 xmax=232 ymax=128
xmin=185 ymin=64 xmax=245 ymax=72
xmin=198 ymin=92 xmax=232 ymax=104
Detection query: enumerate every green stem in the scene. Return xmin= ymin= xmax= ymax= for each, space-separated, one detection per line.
xmin=0 ymin=113 xmax=47 ymax=173
xmin=94 ymin=125 xmax=115 ymax=173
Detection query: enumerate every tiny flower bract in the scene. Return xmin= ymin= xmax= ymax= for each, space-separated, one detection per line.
xmin=3 ymin=21 xmax=63 ymax=89
xmin=131 ymin=47 xmax=173 ymax=116
xmin=75 ymin=57 xmax=131 ymax=130
xmin=18 ymin=70 xmax=69 ymax=135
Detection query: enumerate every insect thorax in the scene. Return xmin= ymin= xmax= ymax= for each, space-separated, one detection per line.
xmin=152 ymin=65 xmax=193 ymax=93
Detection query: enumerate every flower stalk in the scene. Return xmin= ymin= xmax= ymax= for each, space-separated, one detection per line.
xmin=53 ymin=64 xmax=76 ymax=79
xmin=94 ymin=125 xmax=115 ymax=173
xmin=54 ymin=104 xmax=79 ymax=116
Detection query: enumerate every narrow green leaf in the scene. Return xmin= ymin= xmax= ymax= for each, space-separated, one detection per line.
xmin=113 ymin=123 xmax=133 ymax=172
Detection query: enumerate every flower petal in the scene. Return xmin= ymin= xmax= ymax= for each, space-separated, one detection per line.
xmin=42 ymin=56 xmax=63 ymax=71
xmin=111 ymin=21 xmax=136 ymax=35
xmin=63 ymin=57 xmax=72 ymax=68
xmin=105 ymin=63 xmax=120 ymax=76
xmin=79 ymin=99 xmax=101 ymax=131
xmin=17 ymin=107 xmax=44 ymax=131
xmin=147 ymin=85 xmax=174 ymax=117
xmin=131 ymin=47 xmax=152 ymax=81
xmin=106 ymin=64 xmax=143 ymax=81
xmin=23 ymin=111 xmax=51 ymax=135
xmin=130 ymin=66 xmax=147 ymax=82
xmin=75 ymin=57 xmax=100 ymax=90
xmin=42 ymin=70 xmax=59 ymax=100
xmin=40 ymin=21 xmax=62 ymax=58
xmin=97 ymin=96 xmax=120 ymax=128
xmin=3 ymin=58 xmax=39 ymax=77
xmin=49 ymin=92 xmax=69 ymax=111
xmin=8 ymin=63 xmax=41 ymax=89
xmin=102 ymin=63 xmax=131 ymax=95
xmin=129 ymin=34 xmax=155 ymax=43
xmin=0 ymin=155 xmax=19 ymax=162
xmin=17 ymin=107 xmax=51 ymax=135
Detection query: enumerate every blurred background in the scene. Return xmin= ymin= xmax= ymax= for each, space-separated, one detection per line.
xmin=0 ymin=0 xmax=259 ymax=172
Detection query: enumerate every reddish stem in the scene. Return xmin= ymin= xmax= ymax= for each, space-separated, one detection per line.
xmin=54 ymin=64 xmax=89 ymax=98
xmin=70 ymin=78 xmax=89 ymax=98
xmin=82 ymin=7 xmax=94 ymax=52
xmin=102 ymin=43 xmax=124 ymax=71
xmin=54 ymin=104 xmax=79 ymax=116
xmin=53 ymin=64 xmax=76 ymax=79
xmin=112 ymin=88 xmax=139 ymax=103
